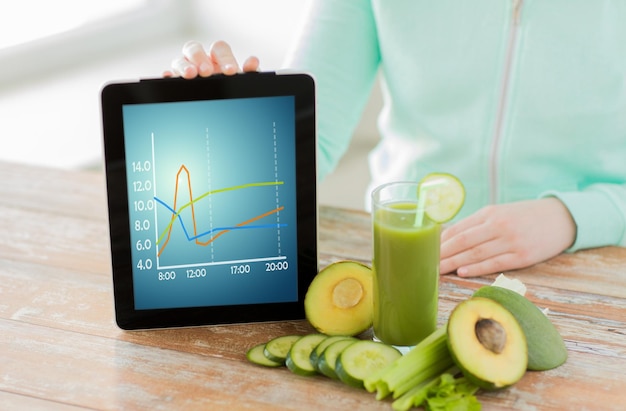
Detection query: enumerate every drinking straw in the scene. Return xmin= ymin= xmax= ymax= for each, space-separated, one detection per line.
xmin=414 ymin=178 xmax=444 ymax=227
xmin=414 ymin=189 xmax=428 ymax=227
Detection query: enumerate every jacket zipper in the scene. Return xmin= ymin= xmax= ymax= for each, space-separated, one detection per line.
xmin=489 ymin=0 xmax=524 ymax=204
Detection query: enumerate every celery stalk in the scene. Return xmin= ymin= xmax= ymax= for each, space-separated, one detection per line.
xmin=391 ymin=354 xmax=454 ymax=398
xmin=392 ymin=366 xmax=465 ymax=411
xmin=364 ymin=327 xmax=446 ymax=387
xmin=392 ymin=377 xmax=440 ymax=411
xmin=364 ymin=326 xmax=449 ymax=399
xmin=373 ymin=382 xmax=391 ymax=401
xmin=385 ymin=339 xmax=450 ymax=391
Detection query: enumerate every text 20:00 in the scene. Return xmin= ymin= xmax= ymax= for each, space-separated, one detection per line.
xmin=265 ymin=261 xmax=288 ymax=271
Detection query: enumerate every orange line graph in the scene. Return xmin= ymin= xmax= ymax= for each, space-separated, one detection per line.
xmin=158 ymin=165 xmax=194 ymax=256
xmin=194 ymin=206 xmax=284 ymax=247
xmin=157 ymin=165 xmax=284 ymax=257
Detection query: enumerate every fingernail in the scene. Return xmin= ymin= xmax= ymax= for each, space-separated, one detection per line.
xmin=183 ymin=40 xmax=203 ymax=54
xmin=183 ymin=66 xmax=196 ymax=79
xmin=199 ymin=62 xmax=211 ymax=75
xmin=222 ymin=63 xmax=236 ymax=73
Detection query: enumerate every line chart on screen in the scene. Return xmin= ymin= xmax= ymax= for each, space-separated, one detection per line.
xmin=127 ymin=121 xmax=294 ymax=274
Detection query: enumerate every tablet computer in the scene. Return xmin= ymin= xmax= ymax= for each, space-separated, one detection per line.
xmin=100 ymin=72 xmax=317 ymax=330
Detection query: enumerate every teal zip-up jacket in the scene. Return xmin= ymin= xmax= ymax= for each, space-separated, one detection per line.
xmin=285 ymin=0 xmax=626 ymax=252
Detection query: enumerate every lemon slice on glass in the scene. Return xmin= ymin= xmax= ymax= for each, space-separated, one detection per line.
xmin=417 ymin=172 xmax=465 ymax=223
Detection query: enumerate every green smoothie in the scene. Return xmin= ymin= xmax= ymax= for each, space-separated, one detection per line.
xmin=372 ymin=202 xmax=440 ymax=346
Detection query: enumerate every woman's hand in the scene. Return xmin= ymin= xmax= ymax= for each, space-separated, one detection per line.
xmin=164 ymin=40 xmax=260 ymax=79
xmin=440 ymin=198 xmax=576 ymax=277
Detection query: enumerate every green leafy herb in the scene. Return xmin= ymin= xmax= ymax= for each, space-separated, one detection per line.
xmin=423 ymin=373 xmax=481 ymax=411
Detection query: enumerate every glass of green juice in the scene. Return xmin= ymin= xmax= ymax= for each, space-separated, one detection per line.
xmin=371 ymin=181 xmax=440 ymax=347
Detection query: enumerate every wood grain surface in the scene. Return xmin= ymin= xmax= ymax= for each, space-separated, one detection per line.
xmin=0 ymin=161 xmax=625 ymax=410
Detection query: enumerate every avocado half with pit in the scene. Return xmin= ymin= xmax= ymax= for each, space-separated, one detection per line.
xmin=447 ymin=297 xmax=528 ymax=391
xmin=473 ymin=285 xmax=568 ymax=371
xmin=304 ymin=261 xmax=373 ymax=336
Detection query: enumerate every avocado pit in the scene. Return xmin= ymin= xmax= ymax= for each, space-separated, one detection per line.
xmin=475 ymin=318 xmax=507 ymax=354
xmin=332 ymin=277 xmax=364 ymax=308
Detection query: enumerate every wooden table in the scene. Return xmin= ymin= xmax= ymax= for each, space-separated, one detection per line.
xmin=1 ymin=160 xmax=625 ymax=410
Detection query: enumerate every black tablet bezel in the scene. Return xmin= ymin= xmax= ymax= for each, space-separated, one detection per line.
xmin=101 ymin=73 xmax=317 ymax=330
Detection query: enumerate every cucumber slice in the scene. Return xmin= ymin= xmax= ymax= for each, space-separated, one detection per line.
xmin=418 ymin=172 xmax=465 ymax=223
xmin=263 ymin=334 xmax=301 ymax=364
xmin=335 ymin=340 xmax=402 ymax=388
xmin=246 ymin=343 xmax=283 ymax=368
xmin=317 ymin=338 xmax=358 ymax=380
xmin=285 ymin=334 xmax=327 ymax=376
xmin=310 ymin=335 xmax=353 ymax=371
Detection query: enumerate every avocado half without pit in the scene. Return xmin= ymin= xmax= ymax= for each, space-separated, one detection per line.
xmin=304 ymin=261 xmax=373 ymax=336
xmin=447 ymin=297 xmax=528 ymax=391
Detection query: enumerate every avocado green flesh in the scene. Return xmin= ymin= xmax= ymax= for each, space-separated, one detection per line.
xmin=473 ymin=286 xmax=568 ymax=371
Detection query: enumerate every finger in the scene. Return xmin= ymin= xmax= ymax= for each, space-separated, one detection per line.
xmin=440 ymin=211 xmax=489 ymax=243
xmin=455 ymin=252 xmax=525 ymax=278
xmin=182 ymin=40 xmax=213 ymax=77
xmin=162 ymin=69 xmax=176 ymax=78
xmin=171 ymin=57 xmax=198 ymax=79
xmin=440 ymin=238 xmax=509 ymax=275
xmin=440 ymin=222 xmax=494 ymax=260
xmin=209 ymin=40 xmax=240 ymax=75
xmin=242 ymin=56 xmax=260 ymax=72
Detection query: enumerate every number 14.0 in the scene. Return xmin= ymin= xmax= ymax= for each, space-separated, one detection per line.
xmin=132 ymin=161 xmax=152 ymax=172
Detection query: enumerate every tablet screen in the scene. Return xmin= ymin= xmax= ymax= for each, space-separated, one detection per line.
xmin=123 ymin=96 xmax=298 ymax=310
xmin=101 ymin=73 xmax=317 ymax=329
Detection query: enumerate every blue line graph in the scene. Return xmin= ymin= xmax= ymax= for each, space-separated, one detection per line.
xmin=154 ymin=196 xmax=288 ymax=243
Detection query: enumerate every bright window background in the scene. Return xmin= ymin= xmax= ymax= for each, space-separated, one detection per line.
xmin=0 ymin=0 xmax=147 ymax=49
xmin=0 ymin=0 xmax=378 ymax=209
xmin=0 ymin=0 xmax=307 ymax=170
